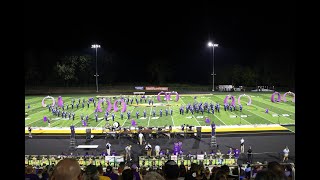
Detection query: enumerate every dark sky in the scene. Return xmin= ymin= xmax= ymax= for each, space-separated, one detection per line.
xmin=24 ymin=1 xmax=295 ymax=84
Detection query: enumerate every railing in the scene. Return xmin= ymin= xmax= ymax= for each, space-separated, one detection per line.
xmin=25 ymin=155 xmax=124 ymax=168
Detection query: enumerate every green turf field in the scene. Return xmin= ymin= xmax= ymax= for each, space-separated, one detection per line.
xmin=25 ymin=93 xmax=295 ymax=128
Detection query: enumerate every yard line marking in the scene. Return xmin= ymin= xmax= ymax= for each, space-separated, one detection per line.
xmin=147 ymin=105 xmax=153 ymax=127
xmin=253 ymin=98 xmax=295 ymax=114
xmin=179 ymin=97 xmax=201 ymax=126
xmin=244 ymin=109 xmax=275 ymax=124
xmin=229 ymin=111 xmax=252 ymax=125
xmin=26 ymin=118 xmax=44 ymax=126
xmin=168 ymin=105 xmax=175 ymax=126
xmin=251 ymin=104 xmax=295 ymax=122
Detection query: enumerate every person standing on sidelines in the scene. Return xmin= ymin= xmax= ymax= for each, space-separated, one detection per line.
xmin=247 ymin=146 xmax=253 ymax=164
xmin=145 ymin=143 xmax=152 ymax=157
xmin=155 ymin=144 xmax=161 ymax=157
xmin=28 ymin=126 xmax=32 ymax=138
xmin=240 ymin=138 xmax=245 ymax=153
xmin=138 ymin=132 xmax=144 ymax=145
xmin=125 ymin=144 xmax=132 ymax=161
xmin=106 ymin=142 xmax=111 ymax=156
xmin=283 ymin=146 xmax=290 ymax=162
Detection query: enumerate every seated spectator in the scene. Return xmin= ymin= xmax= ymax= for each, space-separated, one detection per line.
xmin=254 ymin=170 xmax=280 ymax=180
xmin=185 ymin=163 xmax=198 ymax=180
xmin=97 ymin=165 xmax=110 ymax=180
xmin=131 ymin=164 xmax=142 ymax=180
xmin=267 ymin=161 xmax=286 ymax=179
xmin=144 ymin=171 xmax=165 ymax=180
xmin=163 ymin=160 xmax=180 ymax=180
xmin=25 ymin=165 xmax=40 ymax=180
xmin=104 ymin=165 xmax=119 ymax=180
xmin=83 ymin=165 xmax=99 ymax=180
xmin=202 ymin=168 xmax=211 ymax=180
xmin=121 ymin=169 xmax=134 ymax=180
xmin=50 ymin=158 xmax=82 ymax=180
xmin=140 ymin=167 xmax=148 ymax=179
xmin=212 ymin=170 xmax=227 ymax=180
xmin=179 ymin=164 xmax=187 ymax=179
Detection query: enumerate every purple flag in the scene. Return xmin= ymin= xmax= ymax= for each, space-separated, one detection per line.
xmin=43 ymin=116 xmax=47 ymax=122
xmin=131 ymin=119 xmax=137 ymax=126
xmin=205 ymin=118 xmax=210 ymax=124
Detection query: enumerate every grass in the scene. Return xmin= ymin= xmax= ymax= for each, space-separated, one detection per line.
xmin=25 ymin=92 xmax=295 ymax=129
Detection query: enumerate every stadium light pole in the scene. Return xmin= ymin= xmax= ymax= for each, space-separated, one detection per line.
xmin=208 ymin=42 xmax=218 ymax=91
xmin=91 ymin=44 xmax=101 ymax=92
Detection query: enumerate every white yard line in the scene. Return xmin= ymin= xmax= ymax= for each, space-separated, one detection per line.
xmin=229 ymin=111 xmax=252 ymax=125
xmin=250 ymin=104 xmax=295 ymax=122
xmin=245 ymin=109 xmax=275 ymax=124
xmin=179 ymin=97 xmax=201 ymax=126
xmin=95 ymin=117 xmax=107 ymax=128
xmin=168 ymin=106 xmax=175 ymax=126
xmin=213 ymin=114 xmax=227 ymax=125
xmin=255 ymin=99 xmax=295 ymax=114
xmin=147 ymin=105 xmax=153 ymax=127
xmin=122 ymin=117 xmax=128 ymax=127
xmin=26 ymin=118 xmax=43 ymax=126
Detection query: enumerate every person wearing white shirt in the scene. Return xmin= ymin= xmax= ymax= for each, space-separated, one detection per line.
xmin=106 ymin=142 xmax=111 ymax=156
xmin=240 ymin=138 xmax=245 ymax=153
xmin=283 ymin=146 xmax=290 ymax=162
xmin=125 ymin=144 xmax=132 ymax=161
xmin=155 ymin=145 xmax=160 ymax=156
xmin=145 ymin=143 xmax=152 ymax=156
xmin=138 ymin=132 xmax=144 ymax=145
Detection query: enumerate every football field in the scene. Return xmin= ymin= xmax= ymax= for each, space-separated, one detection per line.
xmin=25 ymin=92 xmax=295 ymax=129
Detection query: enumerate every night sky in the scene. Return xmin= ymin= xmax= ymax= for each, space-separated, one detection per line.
xmin=24 ymin=1 xmax=295 ymax=85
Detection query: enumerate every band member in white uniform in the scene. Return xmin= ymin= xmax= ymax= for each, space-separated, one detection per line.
xmin=106 ymin=142 xmax=111 ymax=156
xmin=240 ymin=138 xmax=245 ymax=153
xmin=125 ymin=144 xmax=132 ymax=161
xmin=139 ymin=132 xmax=144 ymax=145
xmin=283 ymin=146 xmax=290 ymax=162
xmin=155 ymin=144 xmax=160 ymax=157
xmin=145 ymin=143 xmax=152 ymax=156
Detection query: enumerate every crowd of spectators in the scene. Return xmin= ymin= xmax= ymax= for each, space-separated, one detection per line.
xmin=25 ymin=158 xmax=293 ymax=180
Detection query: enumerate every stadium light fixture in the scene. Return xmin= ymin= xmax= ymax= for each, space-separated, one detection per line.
xmin=91 ymin=44 xmax=101 ymax=92
xmin=207 ymin=41 xmax=218 ymax=91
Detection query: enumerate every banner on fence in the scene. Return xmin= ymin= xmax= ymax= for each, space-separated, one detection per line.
xmin=145 ymin=86 xmax=169 ymax=91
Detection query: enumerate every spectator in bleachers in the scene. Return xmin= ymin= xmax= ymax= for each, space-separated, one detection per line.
xmin=118 ymin=162 xmax=126 ymax=175
xmin=25 ymin=165 xmax=40 ymax=180
xmin=104 ymin=166 xmax=119 ymax=180
xmin=163 ymin=160 xmax=180 ymax=180
xmin=97 ymin=165 xmax=110 ymax=180
xmin=83 ymin=165 xmax=99 ymax=180
xmin=131 ymin=164 xmax=142 ymax=180
xmin=50 ymin=158 xmax=82 ymax=180
xmin=212 ymin=170 xmax=227 ymax=180
xmin=244 ymin=164 xmax=251 ymax=179
xmin=267 ymin=161 xmax=286 ymax=179
xmin=254 ymin=170 xmax=279 ymax=180
xmin=185 ymin=163 xmax=198 ymax=180
xmin=144 ymin=171 xmax=166 ymax=180
xmin=140 ymin=167 xmax=148 ymax=179
xmin=202 ymin=168 xmax=211 ymax=180
xmin=121 ymin=168 xmax=134 ymax=180
xmin=178 ymin=164 xmax=187 ymax=179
